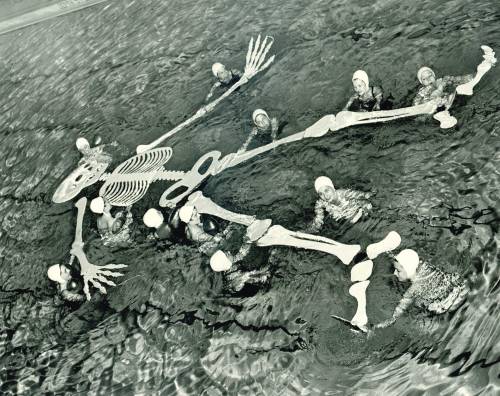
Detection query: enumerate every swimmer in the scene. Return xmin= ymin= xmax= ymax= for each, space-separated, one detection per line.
xmin=90 ymin=197 xmax=133 ymax=245
xmin=412 ymin=66 xmax=476 ymax=107
xmin=307 ymin=176 xmax=372 ymax=233
xmin=211 ymin=249 xmax=270 ymax=293
xmin=374 ymin=249 xmax=469 ymax=329
xmin=343 ymin=70 xmax=384 ymax=112
xmin=179 ymin=204 xmax=237 ymax=256
xmin=237 ymin=109 xmax=279 ymax=154
xmin=47 ymin=260 xmax=85 ymax=302
xmin=205 ymin=62 xmax=242 ymax=101
xmin=413 ymin=56 xmax=498 ymax=107
xmin=75 ymin=137 xmax=114 ymax=167
xmin=143 ymin=208 xmax=180 ymax=241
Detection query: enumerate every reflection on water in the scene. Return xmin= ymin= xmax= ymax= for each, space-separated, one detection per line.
xmin=0 ymin=0 xmax=499 ymax=394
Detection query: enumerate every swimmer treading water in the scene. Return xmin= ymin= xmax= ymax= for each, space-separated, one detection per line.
xmin=48 ymin=37 xmax=495 ymax=337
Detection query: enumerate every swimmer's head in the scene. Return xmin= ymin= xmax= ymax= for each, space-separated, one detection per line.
xmin=47 ymin=264 xmax=71 ymax=285
xmin=90 ymin=196 xmax=110 ymax=214
xmin=212 ymin=62 xmax=231 ymax=82
xmin=393 ymin=249 xmax=420 ymax=281
xmin=352 ymin=70 xmax=369 ymax=95
xmin=210 ymin=250 xmax=233 ymax=272
xmin=76 ymin=137 xmax=90 ymax=153
xmin=314 ymin=176 xmax=336 ymax=201
xmin=417 ymin=67 xmax=436 ymax=86
xmin=252 ymin=109 xmax=271 ymax=130
xmin=179 ymin=205 xmax=196 ymax=223
xmin=143 ymin=208 xmax=164 ymax=228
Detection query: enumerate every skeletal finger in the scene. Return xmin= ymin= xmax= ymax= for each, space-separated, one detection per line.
xmin=89 ymin=278 xmax=107 ymax=294
xmin=98 ymin=270 xmax=125 ymax=278
xmin=255 ymin=37 xmax=274 ymax=70
xmin=246 ymin=36 xmax=254 ymax=67
xmin=100 ymin=263 xmax=128 ymax=270
xmin=258 ymin=56 xmax=275 ymax=73
xmin=250 ymin=35 xmax=262 ymax=68
xmin=252 ymin=35 xmax=268 ymax=68
xmin=83 ymin=281 xmax=91 ymax=301
xmin=94 ymin=274 xmax=117 ymax=287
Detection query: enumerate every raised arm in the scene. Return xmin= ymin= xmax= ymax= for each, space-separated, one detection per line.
xmin=236 ymin=127 xmax=259 ymax=154
xmin=412 ymin=88 xmax=427 ymax=106
xmin=206 ymin=81 xmax=221 ymax=101
xmin=306 ymin=200 xmax=326 ymax=233
xmin=372 ymin=86 xmax=384 ymax=110
xmin=227 ymin=240 xmax=252 ymax=264
xmin=270 ymin=118 xmax=279 ymax=142
xmin=375 ymin=289 xmax=414 ymax=328
xmin=443 ymin=74 xmax=474 ymax=86
xmin=343 ymin=94 xmax=357 ymax=111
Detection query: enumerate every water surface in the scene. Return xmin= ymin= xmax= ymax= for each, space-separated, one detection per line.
xmin=0 ymin=0 xmax=499 ymax=394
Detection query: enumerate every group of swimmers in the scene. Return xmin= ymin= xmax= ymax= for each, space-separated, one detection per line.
xmin=46 ymin=50 xmax=490 ymax=331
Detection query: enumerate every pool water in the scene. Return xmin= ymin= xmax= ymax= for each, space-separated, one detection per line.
xmin=0 ymin=0 xmax=499 ymax=394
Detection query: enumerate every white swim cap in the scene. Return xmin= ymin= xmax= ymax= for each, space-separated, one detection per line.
xmin=212 ymin=62 xmax=225 ymax=76
xmin=395 ymin=249 xmax=420 ymax=278
xmin=417 ymin=67 xmax=435 ymax=84
xmin=90 ymin=197 xmax=105 ymax=214
xmin=179 ymin=205 xmax=195 ymax=223
xmin=143 ymin=208 xmax=164 ymax=228
xmin=252 ymin=109 xmax=269 ymax=124
xmin=47 ymin=264 xmax=65 ymax=284
xmin=352 ymin=70 xmax=369 ymax=89
xmin=76 ymin=137 xmax=90 ymax=152
xmin=210 ymin=250 xmax=233 ymax=272
xmin=314 ymin=176 xmax=334 ymax=193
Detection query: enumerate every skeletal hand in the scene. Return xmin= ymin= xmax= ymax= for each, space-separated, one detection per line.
xmin=243 ymin=35 xmax=275 ymax=80
xmin=80 ymin=260 xmax=127 ymax=301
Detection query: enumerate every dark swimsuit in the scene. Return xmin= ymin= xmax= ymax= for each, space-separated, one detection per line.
xmin=221 ymin=71 xmax=241 ymax=87
xmin=349 ymin=87 xmax=378 ymax=112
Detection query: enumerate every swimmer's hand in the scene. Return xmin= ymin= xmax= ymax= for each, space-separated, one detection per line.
xmin=364 ymin=324 xmax=375 ymax=338
xmin=374 ymin=319 xmax=393 ymax=329
xmin=351 ymin=209 xmax=363 ymax=224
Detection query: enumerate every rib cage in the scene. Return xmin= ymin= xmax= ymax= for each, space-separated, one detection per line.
xmin=99 ymin=147 xmax=173 ymax=206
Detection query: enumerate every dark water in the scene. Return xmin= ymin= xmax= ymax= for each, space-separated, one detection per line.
xmin=0 ymin=0 xmax=499 ymax=394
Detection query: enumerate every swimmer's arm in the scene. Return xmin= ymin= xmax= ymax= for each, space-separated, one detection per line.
xmin=187 ymin=226 xmax=211 ymax=243
xmin=307 ymin=201 xmax=326 ymax=233
xmin=232 ymin=69 xmax=243 ymax=78
xmin=443 ymin=74 xmax=474 ymax=86
xmin=372 ymin=86 xmax=383 ymax=110
xmin=206 ymin=82 xmax=221 ymax=101
xmin=375 ymin=291 xmax=414 ymax=328
xmin=343 ymin=94 xmax=357 ymax=111
xmin=412 ymin=89 xmax=426 ymax=106
xmin=227 ymin=241 xmax=252 ymax=264
xmin=237 ymin=127 xmax=258 ymax=154
xmin=61 ymin=290 xmax=85 ymax=302
xmin=270 ymin=118 xmax=279 ymax=141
